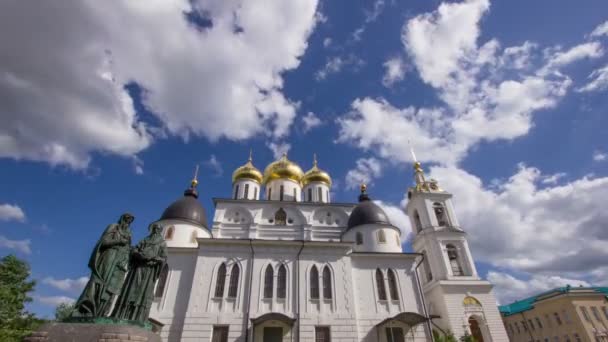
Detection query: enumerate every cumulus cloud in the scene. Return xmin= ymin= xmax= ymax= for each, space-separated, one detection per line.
xmin=35 ymin=295 xmax=75 ymax=307
xmin=301 ymin=112 xmax=323 ymax=132
xmin=0 ymin=236 xmax=31 ymax=254
xmin=345 ymin=157 xmax=383 ymax=189
xmin=351 ymin=0 xmax=386 ymax=42
xmin=315 ymin=54 xmax=365 ymax=80
xmin=542 ymin=42 xmax=603 ymax=72
xmin=0 ymin=204 xmax=25 ymax=222
xmin=488 ymin=271 xmax=590 ymax=304
xmin=382 ymin=57 xmax=406 ymax=87
xmin=323 ymin=38 xmax=332 ymax=48
xmin=0 ymin=0 xmax=319 ymax=169
xmin=204 ymin=154 xmax=223 ymax=177
xmin=43 ymin=276 xmax=88 ymax=294
xmin=267 ymin=141 xmax=291 ymax=160
xmin=577 ymin=65 xmax=608 ymax=93
xmin=593 ymin=150 xmax=607 ymax=162
xmin=590 ymin=20 xmax=608 ymax=38
xmin=375 ymin=200 xmax=412 ymax=242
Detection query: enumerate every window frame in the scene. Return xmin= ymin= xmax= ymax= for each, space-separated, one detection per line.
xmin=277 ymin=264 xmax=287 ymax=299
xmin=212 ymin=326 xmax=229 ymax=342
xmin=322 ymin=266 xmax=332 ymax=300
xmin=263 ymin=264 xmax=274 ymax=299
xmin=227 ymin=264 xmax=240 ymax=298
xmin=378 ymin=230 xmax=386 ymax=243
xmin=154 ymin=264 xmax=169 ymax=299
xmin=375 ymin=268 xmax=387 ymax=301
xmin=310 ymin=265 xmax=320 ymax=300
xmin=214 ymin=263 xmax=227 ymax=298
xmin=315 ymin=326 xmax=331 ymax=342
xmin=387 ymin=269 xmax=399 ymax=301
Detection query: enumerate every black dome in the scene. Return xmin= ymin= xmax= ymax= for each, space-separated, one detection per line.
xmin=160 ymin=188 xmax=208 ymax=229
xmin=347 ymin=198 xmax=391 ymax=229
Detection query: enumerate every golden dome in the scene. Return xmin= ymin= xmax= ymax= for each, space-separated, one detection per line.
xmin=262 ymin=153 xmax=304 ymax=185
xmin=302 ymin=155 xmax=332 ymax=186
xmin=232 ymin=153 xmax=263 ymax=184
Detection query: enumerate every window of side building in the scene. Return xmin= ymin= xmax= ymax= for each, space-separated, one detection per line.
xmin=212 ymin=326 xmax=229 ymax=342
xmin=562 ymin=310 xmax=572 ymax=324
xmin=581 ymin=307 xmax=591 ymax=322
xmin=535 ymin=317 xmax=543 ymax=329
xmin=315 ymin=326 xmax=331 ymax=342
xmin=528 ymin=319 xmax=535 ymax=331
xmin=554 ymin=312 xmax=563 ymax=326
xmin=591 ymin=307 xmax=602 ymax=321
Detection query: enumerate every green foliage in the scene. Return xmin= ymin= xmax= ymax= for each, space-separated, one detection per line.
xmin=433 ymin=329 xmax=458 ymax=342
xmin=460 ymin=332 xmax=477 ymax=342
xmin=0 ymin=254 xmax=44 ymax=341
xmin=54 ymin=302 xmax=75 ymax=322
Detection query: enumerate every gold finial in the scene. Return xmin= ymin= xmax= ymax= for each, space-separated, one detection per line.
xmin=313 ymin=153 xmax=318 ymax=167
xmin=191 ymin=164 xmax=199 ymax=187
xmin=360 ymin=183 xmax=367 ymax=193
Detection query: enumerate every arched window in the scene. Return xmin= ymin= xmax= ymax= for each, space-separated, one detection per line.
xmin=310 ymin=265 xmax=319 ymax=299
xmin=307 ymin=188 xmax=312 ymax=202
xmin=254 ymin=187 xmax=258 ymax=200
xmin=214 ymin=263 xmax=227 ymax=298
xmin=234 ymin=185 xmax=239 ymax=200
xmin=387 ymin=269 xmax=399 ymax=300
xmin=446 ymin=244 xmax=464 ymax=276
xmin=356 ymin=232 xmax=363 ymax=245
xmin=318 ymin=188 xmax=323 ymax=202
xmin=228 ymin=264 xmax=240 ymax=298
xmin=274 ymin=208 xmax=287 ymax=225
xmin=395 ymin=233 xmax=400 ymax=246
xmin=277 ymin=264 xmax=287 ymax=299
xmin=244 ymin=184 xmax=249 ymax=199
xmin=190 ymin=230 xmax=198 ymax=243
xmin=433 ymin=202 xmax=447 ymax=226
xmin=375 ymin=269 xmax=387 ymax=300
xmin=268 ymin=188 xmax=272 ymax=200
xmin=378 ymin=230 xmax=386 ymax=243
xmin=413 ymin=210 xmax=422 ymax=233
xmin=280 ymin=185 xmax=284 ymax=201
xmin=165 ymin=226 xmax=174 ymax=240
xmin=263 ymin=265 xmax=273 ymax=298
xmin=322 ymin=266 xmax=332 ymax=299
xmin=155 ymin=264 xmax=169 ymax=298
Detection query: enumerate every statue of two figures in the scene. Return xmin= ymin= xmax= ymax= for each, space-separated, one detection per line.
xmin=71 ymin=213 xmax=167 ymax=324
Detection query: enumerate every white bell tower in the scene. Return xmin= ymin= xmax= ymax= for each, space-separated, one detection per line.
xmin=405 ymin=151 xmax=508 ymax=342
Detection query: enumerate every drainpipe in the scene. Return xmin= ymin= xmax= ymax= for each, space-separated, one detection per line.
xmin=295 ymin=241 xmax=305 ymax=342
xmin=414 ymin=253 xmax=434 ymax=342
xmin=245 ymin=239 xmax=255 ymax=342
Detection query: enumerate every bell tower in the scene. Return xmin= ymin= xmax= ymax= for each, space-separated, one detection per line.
xmin=404 ymin=151 xmax=508 ymax=341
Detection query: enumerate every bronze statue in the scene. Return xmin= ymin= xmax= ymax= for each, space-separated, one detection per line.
xmin=72 ymin=213 xmax=133 ymax=318
xmin=112 ymin=223 xmax=167 ymax=323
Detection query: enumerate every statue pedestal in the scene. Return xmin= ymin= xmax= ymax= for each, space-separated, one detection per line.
xmin=23 ymin=322 xmax=161 ymax=342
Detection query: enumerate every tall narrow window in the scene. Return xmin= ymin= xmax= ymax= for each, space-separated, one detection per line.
xmin=268 ymin=188 xmax=272 ymax=200
xmin=378 ymin=230 xmax=386 ymax=243
xmin=274 ymin=208 xmax=287 ymax=225
xmin=387 ymin=269 xmax=399 ymax=300
xmin=318 ymin=188 xmax=323 ymax=202
xmin=308 ymin=188 xmax=312 ymax=202
xmin=592 ymin=307 xmax=601 ymax=321
xmin=244 ymin=184 xmax=249 ymax=199
xmin=414 ymin=210 xmax=422 ymax=233
xmin=212 ymin=326 xmax=229 ymax=342
xmin=293 ymin=188 xmax=297 ymax=201
xmin=315 ymin=326 xmax=330 ymax=342
xmin=536 ymin=317 xmax=543 ymax=329
xmin=422 ymin=251 xmax=433 ymax=282
xmin=165 ymin=226 xmax=174 ymax=240
xmin=433 ymin=202 xmax=447 ymax=226
xmin=277 ymin=264 xmax=287 ymax=299
xmin=254 ymin=187 xmax=258 ymax=200
xmin=155 ymin=264 xmax=169 ymax=298
xmin=322 ymin=266 xmax=332 ymax=299
xmin=446 ymin=244 xmax=463 ymax=276
xmin=326 ymin=190 xmax=329 ymax=202
xmin=554 ymin=312 xmax=563 ymax=325
xmin=214 ymin=263 xmax=227 ymax=298
xmin=263 ymin=265 xmax=273 ymax=299
xmin=356 ymin=232 xmax=363 ymax=245
xmin=581 ymin=307 xmax=590 ymax=321
xmin=310 ymin=265 xmax=319 ymax=299
xmin=227 ymin=264 xmax=240 ymax=298
xmin=280 ymin=185 xmax=284 ymax=201
xmin=375 ymin=269 xmax=387 ymax=300
xmin=234 ymin=185 xmax=239 ymax=200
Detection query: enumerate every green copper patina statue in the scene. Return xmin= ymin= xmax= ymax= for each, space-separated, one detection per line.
xmin=72 ymin=213 xmax=133 ymax=318
xmin=112 ymin=223 xmax=167 ymax=323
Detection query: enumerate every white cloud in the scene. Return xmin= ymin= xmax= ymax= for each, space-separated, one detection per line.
xmin=540 ymin=172 xmax=566 ymax=185
xmin=542 ymin=42 xmax=603 ymax=72
xmin=375 ymin=200 xmax=412 ymax=242
xmin=323 ymin=37 xmax=332 ymax=48
xmin=267 ymin=141 xmax=291 ymax=160
xmin=593 ymin=150 xmax=607 ymax=162
xmin=590 ymin=20 xmax=608 ymax=38
xmin=577 ymin=65 xmax=608 ymax=93
xmin=345 ymin=157 xmax=383 ymax=189
xmin=302 ymin=112 xmax=323 ymax=132
xmin=0 ymin=0 xmax=319 ymax=169
xmin=35 ymin=295 xmax=75 ymax=307
xmin=204 ymin=154 xmax=223 ymax=177
xmin=315 ymin=54 xmax=365 ymax=80
xmin=487 ymin=271 xmax=590 ymax=304
xmin=351 ymin=0 xmax=386 ymax=42
xmin=0 ymin=235 xmax=31 ymax=254
xmin=43 ymin=276 xmax=88 ymax=294
xmin=382 ymin=57 xmax=406 ymax=87
xmin=0 ymin=204 xmax=25 ymax=222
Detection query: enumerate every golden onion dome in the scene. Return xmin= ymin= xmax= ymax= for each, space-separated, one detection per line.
xmin=302 ymin=155 xmax=332 ymax=186
xmin=262 ymin=153 xmax=304 ymax=185
xmin=232 ymin=153 xmax=263 ymax=184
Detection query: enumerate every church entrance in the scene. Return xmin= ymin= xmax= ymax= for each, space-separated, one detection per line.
xmin=263 ymin=327 xmax=283 ymax=342
xmin=468 ymin=317 xmax=484 ymax=342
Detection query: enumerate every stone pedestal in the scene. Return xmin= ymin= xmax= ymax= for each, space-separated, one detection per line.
xmin=23 ymin=322 xmax=161 ymax=342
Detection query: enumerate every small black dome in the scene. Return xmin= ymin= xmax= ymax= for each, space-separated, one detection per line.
xmin=160 ymin=187 xmax=208 ymax=229
xmin=347 ymin=198 xmax=391 ymax=229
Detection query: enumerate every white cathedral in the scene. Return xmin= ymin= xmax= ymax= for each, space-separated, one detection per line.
xmin=148 ymin=153 xmax=508 ymax=342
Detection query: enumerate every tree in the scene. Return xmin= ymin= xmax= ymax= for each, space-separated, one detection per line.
xmin=54 ymin=302 xmax=75 ymax=322
xmin=433 ymin=329 xmax=458 ymax=342
xmin=0 ymin=254 xmax=44 ymax=341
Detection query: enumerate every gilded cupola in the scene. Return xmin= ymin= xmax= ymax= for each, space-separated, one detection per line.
xmin=302 ymin=154 xmax=332 ymax=187
xmin=262 ymin=153 xmax=304 ymax=185
xmin=232 ymin=151 xmax=263 ymax=184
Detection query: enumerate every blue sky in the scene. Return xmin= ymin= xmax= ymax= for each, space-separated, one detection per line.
xmin=1 ymin=0 xmax=608 ymax=317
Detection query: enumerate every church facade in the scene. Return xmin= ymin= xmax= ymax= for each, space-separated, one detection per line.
xmin=148 ymin=154 xmax=508 ymax=342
